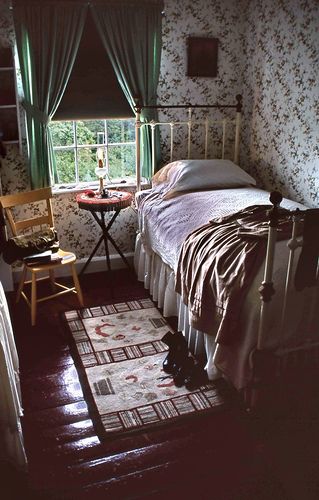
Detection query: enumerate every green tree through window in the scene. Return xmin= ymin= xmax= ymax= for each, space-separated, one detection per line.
xmin=50 ymin=119 xmax=136 ymax=185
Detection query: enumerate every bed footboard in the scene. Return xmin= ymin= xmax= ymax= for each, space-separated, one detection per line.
xmin=247 ymin=192 xmax=319 ymax=412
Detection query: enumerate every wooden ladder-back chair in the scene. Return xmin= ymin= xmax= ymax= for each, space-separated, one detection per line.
xmin=0 ymin=187 xmax=84 ymax=325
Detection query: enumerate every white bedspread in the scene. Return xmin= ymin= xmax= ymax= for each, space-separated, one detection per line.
xmin=138 ymin=186 xmax=305 ymax=271
xmin=136 ymin=186 xmax=318 ymax=390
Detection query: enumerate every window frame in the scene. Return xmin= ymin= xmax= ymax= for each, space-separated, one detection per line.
xmin=51 ymin=117 xmax=136 ymax=189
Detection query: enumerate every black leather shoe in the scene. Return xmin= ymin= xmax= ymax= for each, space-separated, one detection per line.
xmin=162 ymin=352 xmax=178 ymax=375
xmin=173 ymin=355 xmax=194 ymax=387
xmin=161 ymin=331 xmax=188 ymax=350
xmin=161 ymin=331 xmax=176 ymax=349
xmin=184 ymin=362 xmax=208 ymax=390
xmin=161 ymin=331 xmax=189 ymax=375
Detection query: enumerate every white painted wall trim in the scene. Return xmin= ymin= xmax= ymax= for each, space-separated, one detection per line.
xmin=0 ymin=256 xmax=14 ymax=292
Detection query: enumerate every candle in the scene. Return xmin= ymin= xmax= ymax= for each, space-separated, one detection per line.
xmin=97 ymin=147 xmax=104 ymax=168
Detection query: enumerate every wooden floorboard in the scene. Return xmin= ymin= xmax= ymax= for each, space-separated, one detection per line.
xmin=4 ymin=269 xmax=319 ymax=500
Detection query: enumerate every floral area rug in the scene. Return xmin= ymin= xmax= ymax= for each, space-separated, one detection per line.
xmin=63 ymin=298 xmax=229 ymax=439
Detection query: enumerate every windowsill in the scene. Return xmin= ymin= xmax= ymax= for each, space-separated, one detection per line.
xmin=52 ymin=179 xmax=150 ymax=195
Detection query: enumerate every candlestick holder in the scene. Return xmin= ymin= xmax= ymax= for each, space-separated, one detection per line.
xmin=95 ymin=166 xmax=109 ymax=197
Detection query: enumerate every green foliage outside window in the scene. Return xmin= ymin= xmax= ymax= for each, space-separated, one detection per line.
xmin=50 ymin=119 xmax=136 ymax=185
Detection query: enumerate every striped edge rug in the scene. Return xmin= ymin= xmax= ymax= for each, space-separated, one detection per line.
xmin=63 ymin=298 xmax=230 ymax=439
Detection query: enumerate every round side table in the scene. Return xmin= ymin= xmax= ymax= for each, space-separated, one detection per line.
xmin=76 ymin=190 xmax=132 ymax=275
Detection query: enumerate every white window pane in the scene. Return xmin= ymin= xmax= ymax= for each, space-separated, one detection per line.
xmin=52 ymin=118 xmax=136 ymax=185
xmin=76 ymin=120 xmax=104 ymax=145
xmin=78 ymin=147 xmax=99 ymax=182
xmin=55 ymin=150 xmax=76 ymax=183
xmin=108 ymin=144 xmax=136 ymax=179
xmin=108 ymin=119 xmax=135 ymax=143
xmin=50 ymin=121 xmax=74 ymax=147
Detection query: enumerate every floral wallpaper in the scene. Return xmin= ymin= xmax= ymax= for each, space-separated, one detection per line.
xmin=159 ymin=0 xmax=243 ymax=105
xmin=157 ymin=0 xmax=244 ymax=163
xmin=240 ymin=0 xmax=319 ymax=208
xmin=0 ymin=0 xmax=318 ymax=271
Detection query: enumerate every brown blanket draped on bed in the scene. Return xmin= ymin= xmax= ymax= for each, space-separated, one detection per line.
xmin=175 ymin=205 xmax=292 ymax=344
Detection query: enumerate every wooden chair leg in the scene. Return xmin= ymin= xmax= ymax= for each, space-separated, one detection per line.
xmin=31 ymin=271 xmax=37 ymax=326
xmin=16 ymin=265 xmax=27 ymax=304
xmin=71 ymin=263 xmax=84 ymax=306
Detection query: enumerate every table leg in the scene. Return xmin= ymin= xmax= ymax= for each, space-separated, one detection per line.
xmin=102 ymin=209 xmax=131 ymax=270
xmin=80 ymin=207 xmax=131 ymax=275
xmin=105 ymin=231 xmax=131 ymax=270
xmin=79 ymin=234 xmax=104 ymax=276
xmin=101 ymin=211 xmax=112 ymax=272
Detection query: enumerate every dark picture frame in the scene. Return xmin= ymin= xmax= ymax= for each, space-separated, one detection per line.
xmin=187 ymin=37 xmax=218 ymax=77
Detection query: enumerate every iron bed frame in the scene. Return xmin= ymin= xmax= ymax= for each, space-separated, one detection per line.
xmin=133 ymin=96 xmax=319 ymax=410
xmin=134 ymin=94 xmax=243 ymax=192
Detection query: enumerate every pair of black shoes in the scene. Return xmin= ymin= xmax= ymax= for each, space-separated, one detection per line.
xmin=161 ymin=331 xmax=208 ymax=390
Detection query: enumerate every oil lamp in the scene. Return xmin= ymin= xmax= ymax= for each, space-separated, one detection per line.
xmin=95 ymin=147 xmax=109 ymax=198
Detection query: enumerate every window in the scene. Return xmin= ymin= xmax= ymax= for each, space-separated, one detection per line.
xmin=50 ymin=11 xmax=137 ymax=189
xmin=50 ymin=118 xmax=136 ymax=187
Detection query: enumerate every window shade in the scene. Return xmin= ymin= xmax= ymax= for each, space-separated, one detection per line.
xmin=53 ymin=11 xmax=133 ymax=121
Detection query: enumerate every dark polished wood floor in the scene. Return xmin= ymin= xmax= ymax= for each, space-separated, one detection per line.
xmin=3 ymin=269 xmax=319 ymax=500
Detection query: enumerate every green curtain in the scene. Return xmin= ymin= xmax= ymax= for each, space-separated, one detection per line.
xmin=91 ymin=0 xmax=163 ymax=179
xmin=12 ymin=0 xmax=87 ymax=189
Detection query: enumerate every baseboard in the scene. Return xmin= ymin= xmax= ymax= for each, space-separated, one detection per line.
xmin=12 ymin=252 xmax=134 ymax=283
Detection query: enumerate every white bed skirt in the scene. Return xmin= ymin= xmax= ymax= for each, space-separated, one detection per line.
xmin=134 ymin=234 xmax=220 ymax=380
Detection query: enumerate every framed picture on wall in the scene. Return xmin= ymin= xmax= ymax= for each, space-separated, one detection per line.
xmin=187 ymin=37 xmax=218 ymax=77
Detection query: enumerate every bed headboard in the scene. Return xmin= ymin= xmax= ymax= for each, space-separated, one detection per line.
xmin=134 ymin=94 xmax=243 ymax=191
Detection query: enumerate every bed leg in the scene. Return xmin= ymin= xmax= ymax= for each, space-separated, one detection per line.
xmin=246 ymin=349 xmax=278 ymax=412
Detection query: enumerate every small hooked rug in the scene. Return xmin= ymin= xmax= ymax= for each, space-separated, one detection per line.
xmin=63 ymin=298 xmax=230 ymax=439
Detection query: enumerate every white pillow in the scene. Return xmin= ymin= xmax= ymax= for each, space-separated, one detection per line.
xmin=152 ymin=161 xmax=180 ymax=185
xmin=153 ymin=159 xmax=256 ymax=199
